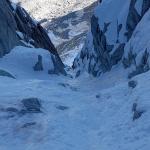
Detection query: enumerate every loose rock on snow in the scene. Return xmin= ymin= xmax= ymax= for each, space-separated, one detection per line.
xmin=21 ymin=98 xmax=42 ymax=113
xmin=128 ymin=80 xmax=137 ymax=89
xmin=132 ymin=103 xmax=144 ymax=121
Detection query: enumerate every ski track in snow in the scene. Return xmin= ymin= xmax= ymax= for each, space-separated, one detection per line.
xmin=0 ymin=46 xmax=149 ymax=150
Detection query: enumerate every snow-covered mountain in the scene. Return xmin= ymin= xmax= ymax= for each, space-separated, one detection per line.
xmin=0 ymin=0 xmax=150 ymax=150
xmin=13 ymin=0 xmax=97 ymax=21
xmin=73 ymin=0 xmax=150 ymax=78
xmin=13 ymin=0 xmax=98 ymax=66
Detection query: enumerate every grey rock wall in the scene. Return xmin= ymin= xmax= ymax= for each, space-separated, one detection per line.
xmin=0 ymin=0 xmax=20 ymax=56
xmin=73 ymin=0 xmax=150 ymax=77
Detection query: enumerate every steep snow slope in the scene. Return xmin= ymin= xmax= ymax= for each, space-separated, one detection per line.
xmin=14 ymin=0 xmax=98 ymax=66
xmin=73 ymin=0 xmax=150 ymax=77
xmin=0 ymin=46 xmax=150 ymax=150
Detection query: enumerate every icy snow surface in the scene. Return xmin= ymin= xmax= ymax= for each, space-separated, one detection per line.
xmin=0 ymin=46 xmax=149 ymax=150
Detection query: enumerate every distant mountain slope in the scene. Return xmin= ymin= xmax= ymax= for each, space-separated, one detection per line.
xmin=73 ymin=0 xmax=150 ymax=78
xmin=14 ymin=0 xmax=98 ymax=66
xmin=46 ymin=2 xmax=98 ymax=65
xmin=14 ymin=0 xmax=97 ymax=21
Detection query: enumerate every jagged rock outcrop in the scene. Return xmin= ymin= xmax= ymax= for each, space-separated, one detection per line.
xmin=0 ymin=0 xmax=66 ymax=75
xmin=73 ymin=0 xmax=150 ymax=78
xmin=33 ymin=55 xmax=44 ymax=71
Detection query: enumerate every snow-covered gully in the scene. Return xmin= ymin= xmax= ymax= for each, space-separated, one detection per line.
xmin=0 ymin=46 xmax=149 ymax=150
xmin=0 ymin=0 xmax=150 ymax=149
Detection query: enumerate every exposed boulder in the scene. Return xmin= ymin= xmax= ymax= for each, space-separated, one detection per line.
xmin=21 ymin=98 xmax=42 ymax=113
xmin=128 ymin=80 xmax=137 ymax=89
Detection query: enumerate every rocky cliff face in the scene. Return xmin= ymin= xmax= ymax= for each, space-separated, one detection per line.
xmin=0 ymin=0 xmax=20 ymax=56
xmin=0 ymin=0 xmax=65 ymax=75
xmin=73 ymin=0 xmax=150 ymax=78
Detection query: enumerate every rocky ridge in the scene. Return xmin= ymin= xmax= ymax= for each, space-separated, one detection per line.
xmin=73 ymin=0 xmax=150 ymax=78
